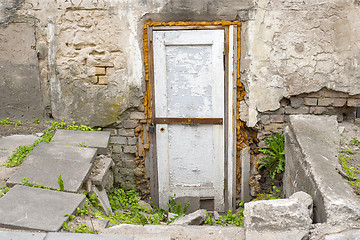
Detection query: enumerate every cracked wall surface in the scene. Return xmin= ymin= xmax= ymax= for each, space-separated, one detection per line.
xmin=241 ymin=0 xmax=360 ymax=127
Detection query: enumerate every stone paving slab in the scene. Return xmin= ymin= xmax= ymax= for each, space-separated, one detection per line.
xmin=323 ymin=229 xmax=360 ymax=240
xmin=30 ymin=142 xmax=97 ymax=164
xmin=0 ymin=185 xmax=86 ymax=232
xmin=45 ymin=232 xmax=133 ymax=240
xmin=0 ymin=135 xmax=39 ymax=186
xmin=7 ymin=155 xmax=92 ymax=192
xmin=0 ymin=231 xmax=46 ymax=240
xmin=52 ymin=130 xmax=110 ymax=154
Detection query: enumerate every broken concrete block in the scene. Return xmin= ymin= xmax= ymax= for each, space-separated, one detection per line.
xmin=170 ymin=209 xmax=207 ymax=225
xmin=0 ymin=185 xmax=86 ymax=232
xmin=89 ymin=156 xmax=114 ymax=190
xmin=284 ymin=115 xmax=360 ymax=223
xmin=52 ymin=129 xmax=110 ymax=154
xmin=0 ymin=231 xmax=47 ymax=240
xmin=244 ymin=192 xmax=313 ymax=232
xmin=289 ymin=191 xmax=313 ymax=220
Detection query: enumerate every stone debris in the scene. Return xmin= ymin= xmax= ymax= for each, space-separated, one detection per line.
xmin=0 ymin=185 xmax=86 ymax=232
xmin=89 ymin=155 xmax=114 ymax=190
xmin=52 ymin=130 xmax=110 ymax=155
xmin=244 ymin=191 xmax=313 ymax=232
xmin=170 ymin=209 xmax=207 ymax=226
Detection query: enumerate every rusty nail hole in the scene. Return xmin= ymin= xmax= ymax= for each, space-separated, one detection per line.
xmin=160 ymin=127 xmax=165 ymax=132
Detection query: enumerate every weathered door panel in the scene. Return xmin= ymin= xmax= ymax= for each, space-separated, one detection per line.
xmin=153 ymin=29 xmax=226 ymax=212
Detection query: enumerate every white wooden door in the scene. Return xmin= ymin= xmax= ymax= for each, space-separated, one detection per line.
xmin=153 ymin=29 xmax=229 ymax=212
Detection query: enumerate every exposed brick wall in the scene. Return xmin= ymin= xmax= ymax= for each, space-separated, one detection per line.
xmin=249 ymin=88 xmax=359 ymax=198
xmin=102 ymin=108 xmax=149 ymax=197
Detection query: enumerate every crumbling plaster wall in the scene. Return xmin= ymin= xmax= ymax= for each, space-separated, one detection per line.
xmin=1 ymin=0 xmax=254 ymax=126
xmin=241 ymin=0 xmax=360 ymax=128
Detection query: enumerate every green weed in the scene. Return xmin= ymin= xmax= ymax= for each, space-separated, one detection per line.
xmin=255 ymin=184 xmax=282 ymax=200
xmin=257 ymin=133 xmax=285 ymax=179
xmin=204 ymin=201 xmax=244 ymax=227
xmin=351 ymin=137 xmax=360 ymax=147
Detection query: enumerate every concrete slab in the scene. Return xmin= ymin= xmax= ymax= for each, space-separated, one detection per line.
xmin=0 ymin=231 xmax=46 ymax=240
xmin=0 ymin=185 xmax=86 ymax=232
xmin=45 ymin=232 xmax=133 ymax=240
xmin=0 ymin=135 xmax=39 ymax=186
xmin=284 ymin=115 xmax=360 ymax=223
xmin=245 ymin=230 xmax=309 ymax=240
xmin=30 ymin=142 xmax=97 ymax=164
xmin=52 ymin=130 xmax=110 ymax=154
xmin=7 ymin=155 xmax=92 ymax=192
xmin=102 ymin=224 xmax=245 ymax=240
xmin=0 ymin=135 xmax=39 ymax=150
xmin=93 ymin=185 xmax=113 ymax=216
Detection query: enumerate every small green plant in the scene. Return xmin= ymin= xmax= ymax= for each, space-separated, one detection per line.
xmin=255 ymin=184 xmax=282 ymax=200
xmin=0 ymin=118 xmax=11 ymax=126
xmin=76 ymin=142 xmax=88 ymax=147
xmin=58 ymin=175 xmax=64 ymax=191
xmin=204 ymin=202 xmax=244 ymax=227
xmin=34 ymin=118 xmax=40 ymax=124
xmin=14 ymin=120 xmax=21 ymax=127
xmin=339 ymin=149 xmax=356 ymax=154
xmin=74 ymin=223 xmax=98 ymax=234
xmin=0 ymin=185 xmax=10 ymax=198
xmin=257 ymin=133 xmax=285 ymax=179
xmin=21 ymin=177 xmax=50 ymax=189
xmin=204 ymin=210 xmax=215 ymax=225
xmin=168 ymin=195 xmax=190 ymax=216
xmin=167 ymin=195 xmax=190 ymax=223
xmin=351 ymin=137 xmax=360 ymax=147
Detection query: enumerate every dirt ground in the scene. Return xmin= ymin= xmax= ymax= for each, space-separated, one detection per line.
xmin=0 ymin=121 xmax=50 ymax=137
xmin=338 ymin=120 xmax=360 ymax=196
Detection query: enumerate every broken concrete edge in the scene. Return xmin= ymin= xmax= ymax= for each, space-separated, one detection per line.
xmin=244 ymin=191 xmax=313 ymax=232
xmin=89 ymin=157 xmax=114 ymax=186
xmin=284 ymin=115 xmax=360 ymax=224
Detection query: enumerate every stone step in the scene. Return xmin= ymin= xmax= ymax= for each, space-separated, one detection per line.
xmin=30 ymin=142 xmax=97 ymax=163
xmin=7 ymin=153 xmax=93 ymax=192
xmin=45 ymin=232 xmax=133 ymax=240
xmin=52 ymin=130 xmax=110 ymax=155
xmin=0 ymin=185 xmax=86 ymax=232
